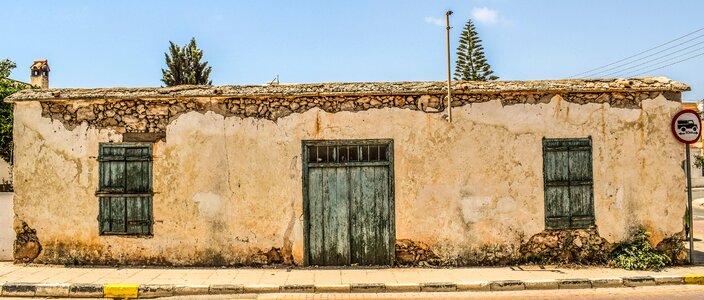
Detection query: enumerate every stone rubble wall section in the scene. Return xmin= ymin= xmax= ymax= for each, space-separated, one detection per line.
xmin=6 ymin=77 xmax=691 ymax=102
xmin=520 ymin=228 xmax=610 ymax=265
xmin=40 ymin=91 xmax=669 ymax=133
xmin=396 ymin=228 xmax=686 ymax=267
xmin=13 ymin=221 xmax=41 ymax=264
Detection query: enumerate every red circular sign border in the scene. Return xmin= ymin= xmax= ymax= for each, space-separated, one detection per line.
xmin=672 ymin=109 xmax=702 ymax=144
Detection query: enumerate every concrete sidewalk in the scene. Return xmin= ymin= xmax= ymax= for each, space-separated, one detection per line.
xmin=2 ymin=262 xmax=704 ymax=298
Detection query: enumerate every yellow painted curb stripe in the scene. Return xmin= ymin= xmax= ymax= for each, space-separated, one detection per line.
xmin=103 ymin=284 xmax=139 ymax=299
xmin=684 ymin=274 xmax=704 ymax=285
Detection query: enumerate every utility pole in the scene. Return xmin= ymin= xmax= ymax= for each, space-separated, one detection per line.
xmin=445 ymin=10 xmax=453 ymax=123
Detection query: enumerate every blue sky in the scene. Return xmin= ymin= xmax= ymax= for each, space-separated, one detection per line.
xmin=2 ymin=1 xmax=704 ymax=101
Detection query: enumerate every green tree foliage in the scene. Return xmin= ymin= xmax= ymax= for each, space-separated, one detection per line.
xmin=0 ymin=59 xmax=31 ymax=163
xmin=0 ymin=59 xmax=16 ymax=79
xmin=453 ymin=19 xmax=498 ymax=81
xmin=161 ymin=38 xmax=213 ymax=86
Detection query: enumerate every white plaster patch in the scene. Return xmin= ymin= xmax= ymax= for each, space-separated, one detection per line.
xmin=193 ymin=192 xmax=224 ymax=218
xmin=460 ymin=196 xmax=492 ymax=224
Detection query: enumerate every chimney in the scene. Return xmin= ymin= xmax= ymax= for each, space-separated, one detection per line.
xmin=30 ymin=60 xmax=50 ymax=89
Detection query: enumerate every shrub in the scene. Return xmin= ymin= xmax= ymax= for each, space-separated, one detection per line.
xmin=609 ymin=228 xmax=671 ymax=270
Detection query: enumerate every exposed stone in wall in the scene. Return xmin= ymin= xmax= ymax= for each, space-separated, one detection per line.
xmin=14 ymin=221 xmax=42 ymax=263
xmin=520 ymin=228 xmax=611 ymax=265
xmin=258 ymin=247 xmax=287 ymax=265
xmin=40 ymin=91 xmax=665 ymax=133
xmin=397 ymin=229 xmax=686 ymax=267
xmin=447 ymin=244 xmax=522 ymax=266
xmin=6 ymin=78 xmax=690 ymax=103
xmin=656 ymin=234 xmax=687 ymax=265
xmin=36 ymin=241 xmax=292 ymax=267
xmin=396 ymin=229 xmax=611 ymax=267
xmin=395 ymin=240 xmax=521 ymax=266
xmin=395 ymin=239 xmax=440 ymax=266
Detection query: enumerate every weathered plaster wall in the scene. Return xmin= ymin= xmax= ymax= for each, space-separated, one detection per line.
xmin=0 ymin=193 xmax=13 ymax=260
xmin=11 ymin=91 xmax=684 ymax=266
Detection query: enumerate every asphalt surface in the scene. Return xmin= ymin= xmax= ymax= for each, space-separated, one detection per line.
xmin=185 ymin=286 xmax=704 ymax=299
xmin=695 ymin=204 xmax=704 ymax=221
xmin=2 ymin=285 xmax=703 ymax=299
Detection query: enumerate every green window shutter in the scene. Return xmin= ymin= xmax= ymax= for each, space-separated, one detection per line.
xmin=567 ymin=141 xmax=594 ymax=228
xmin=543 ymin=142 xmax=570 ymax=229
xmin=98 ymin=144 xmax=153 ymax=235
xmin=99 ymin=146 xmax=126 ymax=193
xmin=99 ymin=197 xmax=111 ymax=233
xmin=126 ymin=196 xmax=152 ymax=234
xmin=124 ymin=147 xmax=152 ymax=193
xmin=543 ymin=138 xmax=594 ymax=229
xmin=109 ymin=196 xmax=127 ymax=233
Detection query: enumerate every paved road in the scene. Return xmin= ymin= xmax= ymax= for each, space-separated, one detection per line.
xmin=198 ymin=286 xmax=704 ymax=299
xmin=1 ymin=286 xmax=704 ymax=299
xmin=694 ymin=204 xmax=704 ymax=221
xmin=171 ymin=285 xmax=704 ymax=299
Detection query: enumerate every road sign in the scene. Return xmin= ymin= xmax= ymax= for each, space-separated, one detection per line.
xmin=672 ymin=109 xmax=701 ymax=144
xmin=672 ymin=109 xmax=702 ymax=264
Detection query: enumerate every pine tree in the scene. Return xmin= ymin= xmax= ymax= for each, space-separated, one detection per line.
xmin=161 ymin=38 xmax=213 ymax=86
xmin=453 ymin=19 xmax=498 ymax=81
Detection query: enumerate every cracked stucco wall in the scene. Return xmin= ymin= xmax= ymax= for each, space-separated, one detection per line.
xmin=11 ymin=93 xmax=684 ymax=265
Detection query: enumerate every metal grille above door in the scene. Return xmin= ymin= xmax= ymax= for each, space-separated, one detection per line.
xmin=302 ymin=140 xmax=395 ymax=266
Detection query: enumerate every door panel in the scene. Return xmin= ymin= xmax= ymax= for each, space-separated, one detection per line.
xmin=307 ymin=168 xmax=325 ymax=265
xmin=305 ymin=140 xmax=393 ymax=266
xmin=375 ymin=167 xmax=391 ymax=265
xmin=349 ymin=166 xmax=391 ymax=265
xmin=323 ymin=168 xmax=351 ymax=265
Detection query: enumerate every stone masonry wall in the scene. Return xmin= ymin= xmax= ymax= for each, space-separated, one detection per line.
xmin=396 ymin=228 xmax=685 ymax=267
xmin=40 ymin=91 xmax=668 ymax=133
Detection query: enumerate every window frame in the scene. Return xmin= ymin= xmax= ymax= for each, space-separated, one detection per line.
xmin=97 ymin=142 xmax=154 ymax=236
xmin=542 ymin=137 xmax=595 ymax=230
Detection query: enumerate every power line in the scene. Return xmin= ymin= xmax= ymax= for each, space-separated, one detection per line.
xmin=611 ymin=47 xmax=704 ymax=78
xmin=580 ymin=32 xmax=704 ymax=77
xmin=625 ymin=51 xmax=704 ymax=78
xmin=601 ymin=43 xmax=704 ymax=78
xmin=617 ymin=49 xmax=704 ymax=78
xmin=569 ymin=26 xmax=704 ymax=78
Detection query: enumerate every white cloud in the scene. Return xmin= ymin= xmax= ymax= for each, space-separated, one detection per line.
xmin=424 ymin=16 xmax=444 ymax=27
xmin=472 ymin=7 xmax=499 ymax=25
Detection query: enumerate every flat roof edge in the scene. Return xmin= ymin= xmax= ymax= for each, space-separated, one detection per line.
xmin=5 ymin=78 xmax=690 ymax=103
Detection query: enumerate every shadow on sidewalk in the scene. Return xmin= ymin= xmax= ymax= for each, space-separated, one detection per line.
xmin=692 ymin=248 xmax=704 ymax=265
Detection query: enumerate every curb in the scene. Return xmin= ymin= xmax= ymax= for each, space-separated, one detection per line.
xmin=684 ymin=274 xmax=704 ymax=285
xmin=103 ymin=284 xmax=138 ymax=299
xmin=2 ymin=274 xmax=704 ymax=298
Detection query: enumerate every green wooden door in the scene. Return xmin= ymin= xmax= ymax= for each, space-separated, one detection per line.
xmin=304 ymin=140 xmax=394 ymax=266
xmin=349 ymin=165 xmax=391 ymax=265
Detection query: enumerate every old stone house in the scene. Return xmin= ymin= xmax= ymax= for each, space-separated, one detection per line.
xmin=6 ymin=77 xmax=690 ymax=266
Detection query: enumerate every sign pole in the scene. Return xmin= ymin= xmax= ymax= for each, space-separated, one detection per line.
xmin=671 ymin=109 xmax=701 ymax=264
xmin=687 ymin=143 xmax=694 ymax=264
